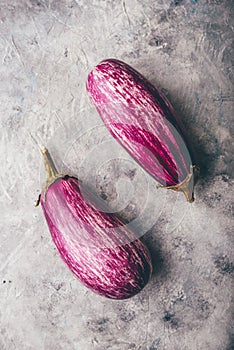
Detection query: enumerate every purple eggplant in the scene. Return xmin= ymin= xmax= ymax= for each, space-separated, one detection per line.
xmin=37 ymin=147 xmax=152 ymax=299
xmin=86 ymin=59 xmax=199 ymax=202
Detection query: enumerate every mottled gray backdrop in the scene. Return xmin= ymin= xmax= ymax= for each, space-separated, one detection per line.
xmin=0 ymin=0 xmax=233 ymax=349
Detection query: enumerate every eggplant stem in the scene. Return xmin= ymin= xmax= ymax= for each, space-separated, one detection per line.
xmin=156 ymin=165 xmax=200 ymax=203
xmin=41 ymin=147 xmax=59 ymax=180
xmin=40 ymin=147 xmax=64 ymax=203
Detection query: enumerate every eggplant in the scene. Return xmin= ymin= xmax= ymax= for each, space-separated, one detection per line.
xmin=86 ymin=59 xmax=199 ymax=202
xmin=37 ymin=147 xmax=152 ymax=299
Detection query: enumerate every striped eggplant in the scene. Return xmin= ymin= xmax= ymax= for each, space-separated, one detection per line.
xmin=37 ymin=147 xmax=152 ymax=299
xmin=86 ymin=59 xmax=199 ymax=202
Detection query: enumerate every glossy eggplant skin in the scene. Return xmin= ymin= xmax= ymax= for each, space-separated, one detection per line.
xmin=40 ymin=176 xmax=152 ymax=300
xmin=87 ymin=59 xmax=198 ymax=201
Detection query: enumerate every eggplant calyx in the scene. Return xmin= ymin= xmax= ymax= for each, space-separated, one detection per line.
xmin=157 ymin=165 xmax=200 ymax=203
xmin=34 ymin=194 xmax=41 ymax=207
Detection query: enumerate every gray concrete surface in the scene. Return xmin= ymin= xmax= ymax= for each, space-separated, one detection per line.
xmin=0 ymin=0 xmax=233 ymax=349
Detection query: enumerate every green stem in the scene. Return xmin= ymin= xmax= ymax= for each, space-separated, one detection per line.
xmin=41 ymin=147 xmax=64 ymax=192
xmin=157 ymin=165 xmax=200 ymax=203
xmin=41 ymin=147 xmax=59 ymax=181
xmin=35 ymin=147 xmax=64 ymax=206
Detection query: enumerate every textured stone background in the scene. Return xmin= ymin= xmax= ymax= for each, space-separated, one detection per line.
xmin=0 ymin=0 xmax=233 ymax=349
